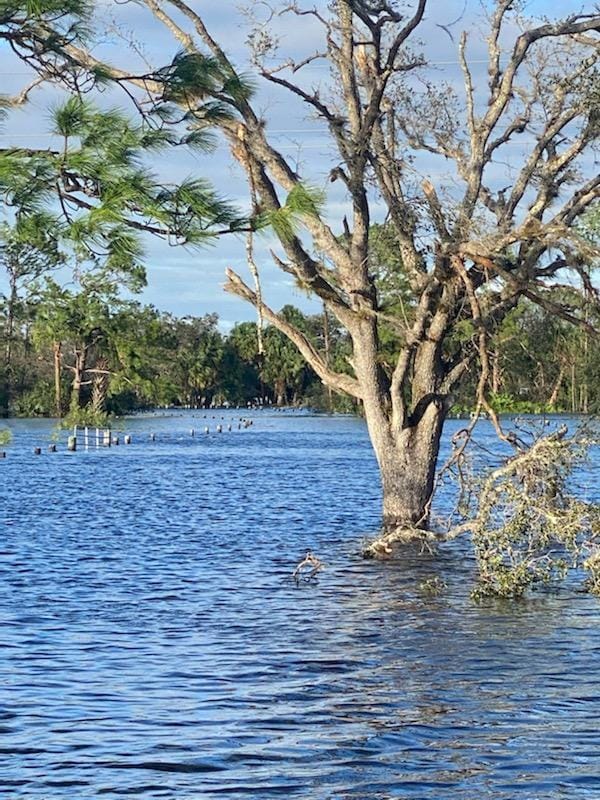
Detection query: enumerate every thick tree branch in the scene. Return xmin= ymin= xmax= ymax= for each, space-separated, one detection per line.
xmin=224 ymin=268 xmax=362 ymax=398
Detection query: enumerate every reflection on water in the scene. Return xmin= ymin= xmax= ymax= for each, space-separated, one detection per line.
xmin=1 ymin=412 xmax=599 ymax=798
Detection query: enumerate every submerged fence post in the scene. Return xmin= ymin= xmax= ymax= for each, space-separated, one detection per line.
xmin=68 ymin=435 xmax=77 ymax=452
xmin=103 ymin=429 xmax=111 ymax=447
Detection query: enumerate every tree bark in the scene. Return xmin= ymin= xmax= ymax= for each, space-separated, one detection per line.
xmin=322 ymin=305 xmax=334 ymax=412
xmin=70 ymin=347 xmax=87 ymax=412
xmin=491 ymin=352 xmax=501 ymax=395
xmin=353 ymin=314 xmax=449 ymax=532
xmin=275 ymin=379 xmax=286 ymax=406
xmin=91 ymin=356 xmax=109 ymax=415
xmin=548 ymin=363 xmax=564 ymax=408
xmin=380 ymin=404 xmax=445 ymax=530
xmin=2 ymin=280 xmax=18 ymax=412
xmin=53 ymin=341 xmax=62 ymax=417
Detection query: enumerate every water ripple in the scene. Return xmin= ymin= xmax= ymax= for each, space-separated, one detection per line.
xmin=1 ymin=412 xmax=599 ymax=797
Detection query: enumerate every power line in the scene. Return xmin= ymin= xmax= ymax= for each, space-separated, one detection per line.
xmin=0 ymin=59 xmax=502 ymax=77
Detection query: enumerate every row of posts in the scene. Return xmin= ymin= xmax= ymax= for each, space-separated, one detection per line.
xmin=0 ymin=427 xmax=131 ymax=458
xmin=189 ymin=419 xmax=253 ymax=436
xmin=66 ymin=426 xmax=132 ymax=452
xmin=1 ymin=419 xmax=254 ymax=457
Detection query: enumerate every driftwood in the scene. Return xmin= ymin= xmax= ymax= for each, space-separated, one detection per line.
xmin=292 ymin=551 xmax=324 ymax=583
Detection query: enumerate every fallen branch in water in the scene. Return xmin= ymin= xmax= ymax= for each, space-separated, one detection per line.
xmin=363 ymin=527 xmax=440 ymax=559
xmin=292 ymin=551 xmax=324 ymax=583
xmin=364 ymin=422 xmax=600 ymax=598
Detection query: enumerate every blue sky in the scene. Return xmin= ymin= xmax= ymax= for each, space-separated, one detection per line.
xmin=0 ymin=0 xmax=595 ymax=328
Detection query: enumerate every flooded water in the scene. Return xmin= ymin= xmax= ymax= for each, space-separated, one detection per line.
xmin=1 ymin=411 xmax=600 ymax=798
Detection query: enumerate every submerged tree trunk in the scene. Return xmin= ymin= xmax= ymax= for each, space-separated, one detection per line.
xmin=352 ymin=313 xmax=450 ymax=535
xmin=379 ymin=405 xmax=445 ymax=530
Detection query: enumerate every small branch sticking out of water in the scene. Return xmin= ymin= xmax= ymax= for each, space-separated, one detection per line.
xmin=292 ymin=551 xmax=324 ymax=583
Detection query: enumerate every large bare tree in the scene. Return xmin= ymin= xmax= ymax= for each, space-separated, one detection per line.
xmin=2 ymin=0 xmax=600 ymax=541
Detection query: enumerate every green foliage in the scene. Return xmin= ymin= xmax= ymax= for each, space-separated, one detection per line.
xmin=13 ymin=380 xmax=56 ymax=417
xmin=261 ymin=311 xmax=309 ymax=404
xmin=418 ymin=576 xmax=446 ymax=596
xmin=361 ymin=222 xmax=417 ymax=376
xmin=369 ymin=222 xmax=413 ymax=315
xmin=488 ymin=393 xmax=552 ymax=415
xmin=52 ymin=96 xmax=93 ymax=137
xmin=262 ymin=183 xmax=326 ymax=242
xmin=62 ymin=405 xmax=109 ymax=428
xmin=157 ymin=50 xmax=255 ymax=106
xmin=0 ymin=97 xmax=245 ymax=269
xmin=0 ymin=427 xmax=12 ymax=445
xmin=465 ymin=425 xmax=600 ymax=599
xmin=450 ymin=295 xmax=600 ymax=415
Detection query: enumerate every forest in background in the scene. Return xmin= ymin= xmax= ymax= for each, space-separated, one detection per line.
xmin=2 ymin=218 xmax=598 ymax=420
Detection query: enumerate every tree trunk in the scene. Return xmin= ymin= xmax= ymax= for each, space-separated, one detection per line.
xmin=53 ymin=341 xmax=62 ymax=418
xmin=354 ymin=319 xmax=448 ymax=534
xmin=491 ymin=351 xmax=501 ymax=395
xmin=275 ymin=379 xmax=286 ymax=406
xmin=2 ymin=280 xmax=18 ymax=412
xmin=379 ymin=403 xmax=445 ymax=530
xmin=322 ymin=304 xmax=334 ymax=411
xmin=70 ymin=347 xmax=87 ymax=412
xmin=548 ymin=363 xmax=565 ymax=408
xmin=91 ymin=357 xmax=109 ymax=415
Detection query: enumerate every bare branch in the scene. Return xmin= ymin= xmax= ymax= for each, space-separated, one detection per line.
xmin=224 ymin=267 xmax=362 ymax=398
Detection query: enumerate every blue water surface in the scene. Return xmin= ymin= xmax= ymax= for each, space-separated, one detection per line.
xmin=1 ymin=411 xmax=599 ymax=799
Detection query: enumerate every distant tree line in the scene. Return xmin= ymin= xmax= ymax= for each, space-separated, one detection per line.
xmin=1 ymin=258 xmax=598 ymax=420
xmin=0 ymin=238 xmax=355 ymax=419
xmin=1 ymin=207 xmax=598 ymax=421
